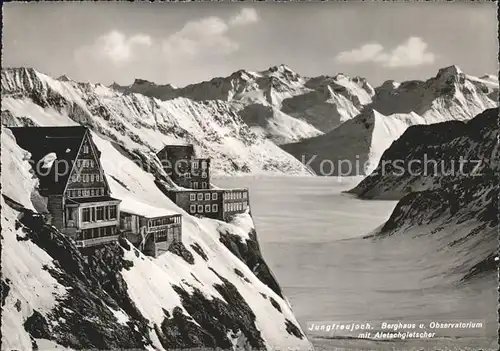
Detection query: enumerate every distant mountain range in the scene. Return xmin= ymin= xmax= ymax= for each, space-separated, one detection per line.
xmin=2 ymin=64 xmax=498 ymax=177
xmin=111 ymin=64 xmax=376 ymax=144
xmin=282 ymin=66 xmax=498 ymax=176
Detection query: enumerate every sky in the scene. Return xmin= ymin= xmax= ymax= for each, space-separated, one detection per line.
xmin=3 ymin=2 xmax=498 ymax=88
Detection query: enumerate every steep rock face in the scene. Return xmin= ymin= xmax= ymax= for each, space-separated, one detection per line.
xmin=354 ymin=107 xmax=498 ymax=302
xmin=1 ymin=124 xmax=312 ymax=350
xmin=1 ymin=67 xmax=312 ymax=175
xmin=370 ymin=65 xmax=497 ymax=121
xmin=120 ymin=64 xmax=375 ymax=142
xmin=361 ymin=111 xmax=498 ymax=336
xmin=375 ymin=173 xmax=498 ymax=283
xmin=280 ymin=73 xmax=375 ymax=132
xmin=349 ymin=108 xmax=498 ymax=199
xmin=124 ymin=78 xmax=178 ymax=100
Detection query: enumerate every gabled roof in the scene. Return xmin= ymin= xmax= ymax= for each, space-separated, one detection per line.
xmin=119 ymin=196 xmax=180 ymax=218
xmin=9 ymin=126 xmax=88 ymax=195
xmin=66 ymin=196 xmax=120 ymax=204
xmin=156 ymin=144 xmax=194 ymax=157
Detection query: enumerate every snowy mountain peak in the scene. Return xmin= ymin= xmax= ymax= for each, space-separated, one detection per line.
xmin=267 ymin=64 xmax=295 ymax=74
xmin=263 ymin=64 xmax=302 ymax=82
xmin=333 ymin=72 xmax=348 ymax=80
xmin=108 ymin=82 xmax=127 ymax=92
xmin=479 ymin=74 xmax=499 ymax=82
xmin=133 ymin=78 xmax=154 ymax=85
xmin=378 ymin=80 xmax=401 ymax=91
xmin=2 ymin=67 xmax=44 ymax=93
xmin=435 ymin=65 xmax=464 ymax=81
xmin=229 ymin=69 xmax=260 ymax=81
xmin=1 ymin=66 xmax=312 ymax=174
xmin=131 ymin=78 xmax=177 ymax=90
xmin=57 ymin=75 xmax=71 ymax=82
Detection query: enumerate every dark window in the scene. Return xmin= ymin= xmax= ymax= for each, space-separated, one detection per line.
xmin=109 ymin=206 xmax=117 ymax=219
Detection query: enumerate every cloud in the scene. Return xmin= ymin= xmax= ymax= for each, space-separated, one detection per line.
xmin=335 ymin=43 xmax=388 ymax=64
xmin=384 ymin=37 xmax=435 ymax=67
xmin=76 ymin=31 xmax=152 ymax=64
xmin=162 ymin=8 xmax=259 ymax=62
xmin=162 ymin=17 xmax=238 ymax=61
xmin=229 ymin=8 xmax=259 ymax=26
xmin=76 ymin=8 xmax=258 ymax=67
xmin=335 ymin=37 xmax=435 ymax=68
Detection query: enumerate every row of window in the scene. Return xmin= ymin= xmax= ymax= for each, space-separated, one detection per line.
xmin=79 ymin=225 xmax=117 ymax=240
xmin=189 ymin=192 xmax=218 ymax=201
xmin=76 ymin=158 xmax=95 ymax=169
xmin=191 ymin=160 xmax=208 ymax=169
xmin=190 ymin=204 xmax=218 ymax=214
xmin=67 ymin=188 xmax=106 ymax=198
xmin=82 ymin=205 xmax=117 ymax=222
xmin=223 ymin=192 xmax=248 ymax=200
xmin=148 ymin=216 xmax=181 ymax=227
xmin=190 ymin=181 xmax=209 ymax=189
xmin=181 ymin=171 xmax=208 ymax=178
xmin=70 ymin=172 xmax=103 ymax=183
xmin=154 ymin=226 xmax=181 ymax=241
xmin=224 ymin=202 xmax=248 ymax=212
xmin=186 ymin=191 xmax=248 ymax=202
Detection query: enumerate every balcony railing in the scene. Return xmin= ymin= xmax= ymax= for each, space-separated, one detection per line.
xmin=80 ymin=219 xmax=119 ymax=230
xmin=74 ymin=235 xmax=119 ymax=248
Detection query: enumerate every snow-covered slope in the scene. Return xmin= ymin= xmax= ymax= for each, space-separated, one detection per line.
xmin=1 ymin=67 xmax=312 ymax=175
xmin=349 ymin=108 xmax=498 ymax=199
xmin=280 ymin=74 xmax=374 ymax=132
xmin=282 ymin=66 xmax=497 ymax=176
xmin=373 ymin=173 xmax=497 ymax=288
xmin=370 ymin=65 xmax=497 ymax=121
xmin=1 ymin=125 xmax=313 ymax=350
xmin=121 ymin=64 xmax=375 ymax=143
xmin=364 ymin=172 xmax=498 ymax=349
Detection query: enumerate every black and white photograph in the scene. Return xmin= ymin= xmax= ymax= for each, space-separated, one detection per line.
xmin=1 ymin=2 xmax=498 ymax=351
